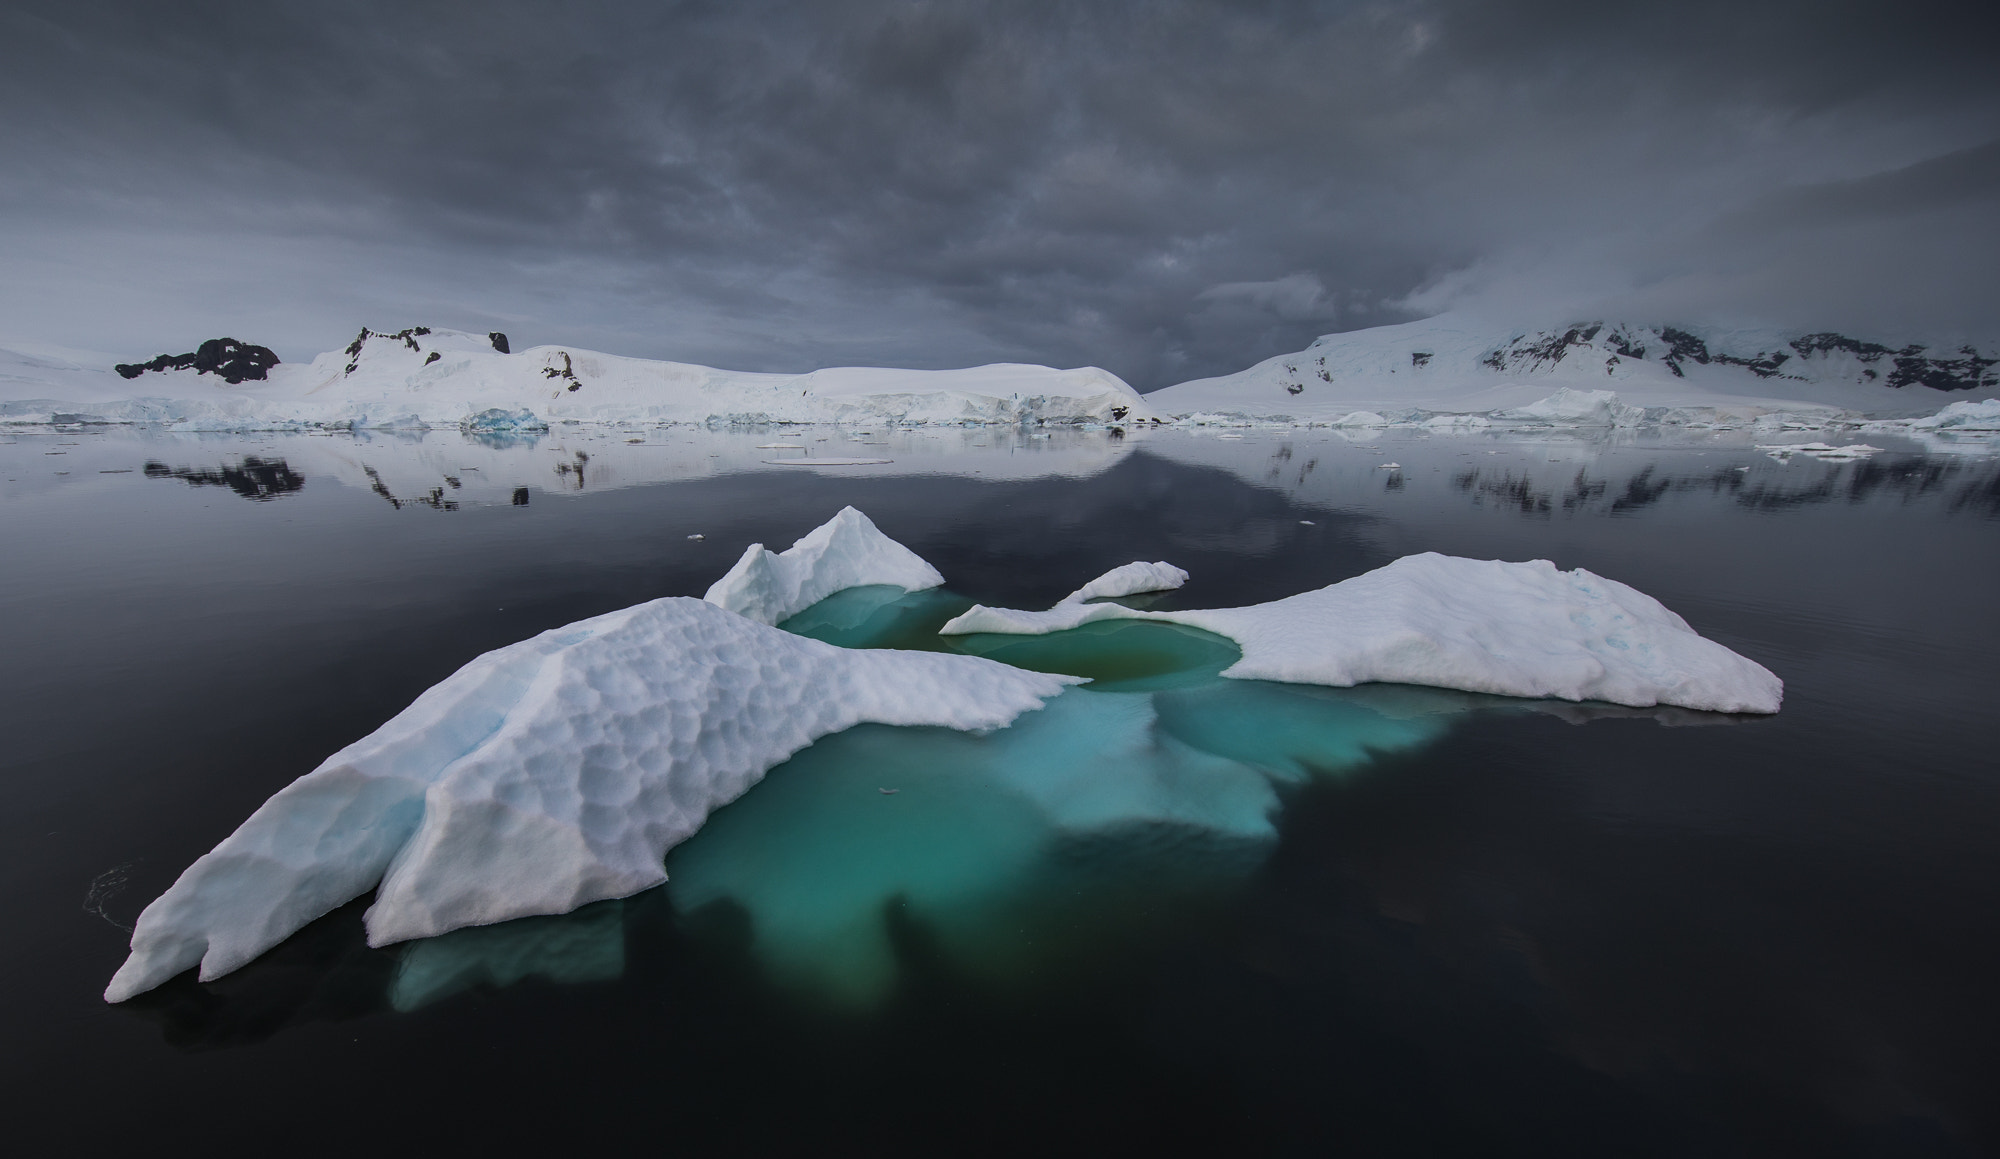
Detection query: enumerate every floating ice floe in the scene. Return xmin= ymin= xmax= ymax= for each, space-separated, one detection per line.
xmin=941 ymin=554 xmax=1782 ymax=714
xmin=104 ymin=595 xmax=1073 ymax=1002
xmin=1757 ymin=441 xmax=1883 ymax=462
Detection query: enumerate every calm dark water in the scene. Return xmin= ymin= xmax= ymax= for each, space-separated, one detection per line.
xmin=2 ymin=426 xmax=1997 ymax=1157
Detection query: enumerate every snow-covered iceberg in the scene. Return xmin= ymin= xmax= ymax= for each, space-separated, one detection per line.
xmin=704 ymin=506 xmax=944 ymax=625
xmin=941 ymin=554 xmax=1782 ymax=714
xmin=104 ymin=596 xmax=1074 ymax=1002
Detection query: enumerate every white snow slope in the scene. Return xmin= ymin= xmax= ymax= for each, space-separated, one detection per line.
xmin=4 ymin=327 xmax=1155 ymax=430
xmin=1150 ymin=314 xmax=1999 ymax=426
xmin=104 ymin=596 xmax=1075 ymax=1002
xmin=705 ymin=507 xmax=945 ymax=625
xmin=941 ymin=554 xmax=1782 ymax=715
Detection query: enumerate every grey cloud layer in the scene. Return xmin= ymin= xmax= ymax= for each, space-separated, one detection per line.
xmin=2 ymin=0 xmax=1995 ymax=385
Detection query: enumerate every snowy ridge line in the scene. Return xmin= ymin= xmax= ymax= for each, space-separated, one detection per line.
xmin=3 ymin=326 xmax=1156 ymax=431
xmin=941 ymin=554 xmax=1783 ymax=715
xmin=1150 ymin=314 xmax=1998 ymax=427
xmin=704 ymin=506 xmax=945 ymax=625
xmin=103 ymin=597 xmax=1076 ymax=1002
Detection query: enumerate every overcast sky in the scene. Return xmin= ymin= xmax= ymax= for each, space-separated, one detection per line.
xmin=2 ymin=0 xmax=1995 ymax=387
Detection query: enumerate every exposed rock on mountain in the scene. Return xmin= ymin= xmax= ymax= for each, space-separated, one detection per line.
xmin=115 ymin=339 xmax=280 ymax=385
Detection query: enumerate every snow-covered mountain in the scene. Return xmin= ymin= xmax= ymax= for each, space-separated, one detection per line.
xmin=1148 ymin=315 xmax=2000 ymax=426
xmin=1 ymin=326 xmax=1155 ymax=430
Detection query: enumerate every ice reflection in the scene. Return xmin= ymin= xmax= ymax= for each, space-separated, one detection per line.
xmin=390 ymin=899 xmax=625 ymax=1012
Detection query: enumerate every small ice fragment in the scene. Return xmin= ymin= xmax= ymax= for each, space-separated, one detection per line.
xmin=1299 ymin=520 xmax=1315 ymax=525
xmin=1378 ymin=462 xmax=1401 ymax=469
xmin=687 ymin=534 xmax=705 ymax=540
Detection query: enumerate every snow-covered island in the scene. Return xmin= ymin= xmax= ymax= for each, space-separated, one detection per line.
xmin=7 ymin=315 xmax=1996 ymax=435
xmin=2 ymin=326 xmax=1156 ymax=431
xmin=1150 ymin=314 xmax=2000 ymax=434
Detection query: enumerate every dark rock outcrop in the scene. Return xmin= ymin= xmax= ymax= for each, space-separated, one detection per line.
xmin=489 ymin=332 xmax=510 ymax=354
xmin=116 ymin=339 xmax=280 ymax=385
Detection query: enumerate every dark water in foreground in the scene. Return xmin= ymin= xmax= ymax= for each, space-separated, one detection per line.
xmin=2 ymin=426 xmax=1997 ymax=1156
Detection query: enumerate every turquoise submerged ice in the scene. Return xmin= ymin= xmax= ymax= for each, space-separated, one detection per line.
xmin=105 ymin=506 xmax=1781 ymax=1005
xmin=665 ymin=669 xmax=1470 ymax=1003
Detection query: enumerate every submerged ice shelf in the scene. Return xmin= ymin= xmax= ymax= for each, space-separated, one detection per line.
xmin=107 ymin=508 xmax=1782 ymax=1003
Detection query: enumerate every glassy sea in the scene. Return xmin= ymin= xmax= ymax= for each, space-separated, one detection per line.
xmin=3 ymin=423 xmax=1997 ymax=1157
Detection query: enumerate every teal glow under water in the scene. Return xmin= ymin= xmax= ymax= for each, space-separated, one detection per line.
xmin=366 ymin=589 xmax=1525 ymax=1009
xmin=652 ymin=587 xmax=1478 ymax=1004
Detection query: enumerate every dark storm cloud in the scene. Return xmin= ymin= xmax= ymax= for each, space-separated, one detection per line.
xmin=2 ymin=0 xmax=1996 ymax=385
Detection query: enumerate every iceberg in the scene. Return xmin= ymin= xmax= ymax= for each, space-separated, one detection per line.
xmin=104 ymin=596 xmax=1073 ymax=1002
xmin=941 ymin=554 xmax=1782 ymax=714
xmin=703 ymin=506 xmax=945 ymax=625
xmin=105 ymin=507 xmax=1783 ymax=1006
